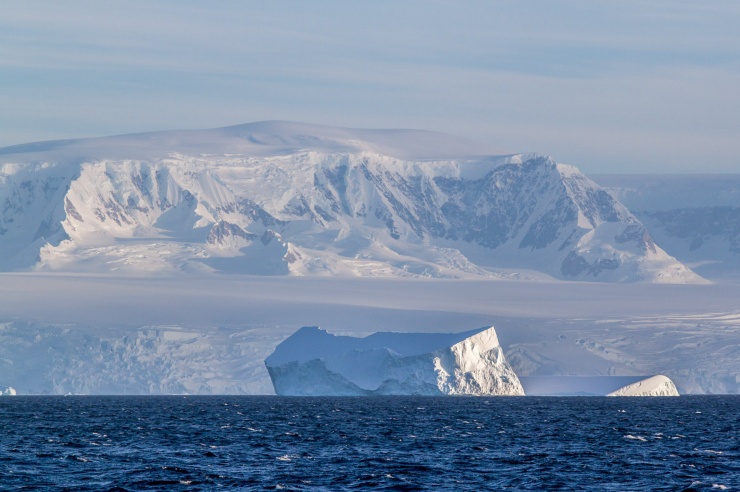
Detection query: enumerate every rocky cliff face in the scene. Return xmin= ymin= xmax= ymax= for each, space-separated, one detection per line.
xmin=265 ymin=326 xmax=525 ymax=396
xmin=0 ymin=123 xmax=701 ymax=282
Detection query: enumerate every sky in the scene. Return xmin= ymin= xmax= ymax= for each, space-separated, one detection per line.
xmin=1 ymin=1 xmax=739 ymax=173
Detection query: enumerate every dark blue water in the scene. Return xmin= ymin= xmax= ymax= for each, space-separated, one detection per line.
xmin=1 ymin=396 xmax=738 ymax=491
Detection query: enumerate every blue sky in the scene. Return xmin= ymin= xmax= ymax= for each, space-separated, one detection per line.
xmin=1 ymin=1 xmax=739 ymax=173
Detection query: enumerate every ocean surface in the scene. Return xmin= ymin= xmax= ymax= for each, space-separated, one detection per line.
xmin=1 ymin=396 xmax=738 ymax=491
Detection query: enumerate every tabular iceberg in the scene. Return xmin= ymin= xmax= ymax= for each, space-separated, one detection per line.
xmin=265 ymin=326 xmax=524 ymax=396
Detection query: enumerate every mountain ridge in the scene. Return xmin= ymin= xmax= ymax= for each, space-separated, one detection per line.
xmin=0 ymin=122 xmax=703 ymax=283
xmin=595 ymin=174 xmax=740 ymax=282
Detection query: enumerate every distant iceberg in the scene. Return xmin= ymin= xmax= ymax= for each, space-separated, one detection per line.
xmin=265 ymin=326 xmax=524 ymax=396
xmin=606 ymin=375 xmax=679 ymax=397
xmin=1 ymin=386 xmax=17 ymax=396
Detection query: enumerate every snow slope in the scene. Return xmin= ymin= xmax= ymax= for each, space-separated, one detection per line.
xmin=595 ymin=174 xmax=740 ymax=282
xmin=0 ymin=122 xmax=701 ymax=283
xmin=265 ymin=326 xmax=524 ymax=396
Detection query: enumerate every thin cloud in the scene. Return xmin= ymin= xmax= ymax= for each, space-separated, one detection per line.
xmin=1 ymin=1 xmax=739 ymax=172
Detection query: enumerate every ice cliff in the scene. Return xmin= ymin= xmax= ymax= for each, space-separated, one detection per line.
xmin=264 ymin=326 xmax=525 ymax=396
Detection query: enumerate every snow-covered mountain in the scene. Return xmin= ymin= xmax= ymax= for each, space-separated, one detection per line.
xmin=0 ymin=122 xmax=701 ymax=282
xmin=596 ymin=174 xmax=740 ymax=282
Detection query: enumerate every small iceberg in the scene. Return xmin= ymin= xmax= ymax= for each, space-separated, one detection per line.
xmin=606 ymin=375 xmax=679 ymax=397
xmin=519 ymin=375 xmax=679 ymax=396
xmin=1 ymin=386 xmax=17 ymax=396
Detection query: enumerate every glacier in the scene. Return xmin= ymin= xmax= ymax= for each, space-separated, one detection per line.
xmin=264 ymin=326 xmax=525 ymax=396
xmin=0 ymin=121 xmax=701 ymax=283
